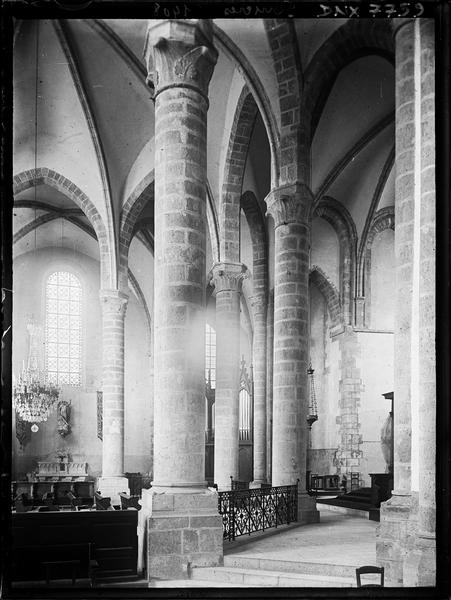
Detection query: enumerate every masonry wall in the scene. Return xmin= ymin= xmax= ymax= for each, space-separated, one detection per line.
xmin=12 ymin=248 xmax=152 ymax=479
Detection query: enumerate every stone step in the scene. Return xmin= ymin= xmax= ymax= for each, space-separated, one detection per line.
xmin=224 ymin=554 xmax=357 ymax=578
xmin=191 ymin=566 xmax=355 ymax=587
xmin=151 ymin=578 xmax=244 ymax=587
xmin=316 ymin=502 xmax=372 ymax=518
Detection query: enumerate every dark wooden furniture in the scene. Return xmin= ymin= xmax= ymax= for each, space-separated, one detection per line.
xmin=94 ymin=492 xmax=113 ymax=510
xmin=13 ymin=543 xmax=98 ymax=586
xmin=12 ymin=509 xmax=138 ymax=583
xmin=12 ymin=480 xmax=95 ymax=508
xmin=369 ymin=473 xmax=393 ymax=507
xmin=356 ymin=565 xmax=384 ymax=587
xmin=308 ymin=473 xmax=341 ymax=494
xmin=119 ymin=493 xmax=141 ymax=511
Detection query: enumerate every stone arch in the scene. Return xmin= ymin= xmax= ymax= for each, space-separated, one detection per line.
xmin=309 ymin=266 xmax=341 ymax=330
xmin=120 ymin=172 xmax=220 ymax=290
xmin=264 ymin=19 xmax=305 ymax=184
xmin=119 ymin=172 xmax=155 ymax=290
xmin=304 ymin=19 xmax=394 ymax=142
xmin=212 ymin=24 xmax=280 ymax=186
xmin=241 ymin=191 xmax=268 ymax=308
xmin=313 ymin=196 xmax=357 ymax=326
xmin=360 ymin=207 xmax=395 ymax=327
xmin=13 ymin=168 xmax=113 ymax=288
xmin=220 ymin=85 xmax=258 ymax=263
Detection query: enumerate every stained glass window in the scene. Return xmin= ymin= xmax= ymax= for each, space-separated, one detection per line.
xmin=205 ymin=323 xmax=216 ymax=389
xmin=46 ymin=271 xmax=82 ymax=385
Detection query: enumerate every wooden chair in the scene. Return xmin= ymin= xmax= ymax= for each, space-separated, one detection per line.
xmin=356 ymin=565 xmax=384 ymax=587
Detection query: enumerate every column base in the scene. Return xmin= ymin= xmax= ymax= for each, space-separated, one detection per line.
xmin=249 ymin=480 xmax=266 ymax=489
xmin=142 ymin=487 xmax=223 ymax=581
xmin=297 ymin=492 xmax=320 ymax=524
xmin=403 ymin=532 xmax=436 ymax=586
xmin=96 ymin=476 xmax=130 ymax=507
xmin=376 ymin=492 xmax=416 ymax=586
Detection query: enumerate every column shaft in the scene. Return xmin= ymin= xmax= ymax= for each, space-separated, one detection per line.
xmin=212 ymin=263 xmax=244 ymax=489
xmin=100 ymin=290 xmax=128 ymax=478
xmin=251 ymin=296 xmax=267 ymax=484
xmin=266 ymin=186 xmax=311 ymax=488
xmin=266 ymin=290 xmax=274 ymax=483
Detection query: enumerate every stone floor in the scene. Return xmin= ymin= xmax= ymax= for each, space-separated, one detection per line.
xmin=224 ymin=506 xmax=377 ymax=568
xmin=154 ymin=507 xmax=379 ymax=587
xmin=14 ymin=508 xmax=379 ymax=589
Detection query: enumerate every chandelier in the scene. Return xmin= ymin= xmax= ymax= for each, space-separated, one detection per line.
xmin=307 ymin=362 xmax=318 ymax=430
xmin=13 ymin=322 xmax=60 ymax=431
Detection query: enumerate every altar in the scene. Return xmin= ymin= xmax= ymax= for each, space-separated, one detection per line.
xmin=36 ymin=461 xmax=89 ymax=481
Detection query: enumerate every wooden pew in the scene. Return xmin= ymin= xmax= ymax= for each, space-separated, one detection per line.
xmin=12 ymin=509 xmax=138 ymax=583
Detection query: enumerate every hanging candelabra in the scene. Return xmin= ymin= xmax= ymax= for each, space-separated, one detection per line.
xmin=307 ymin=362 xmax=318 ymax=430
xmin=13 ymin=321 xmax=60 ymax=432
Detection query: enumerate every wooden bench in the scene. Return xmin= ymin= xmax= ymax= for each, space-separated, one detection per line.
xmin=12 ymin=510 xmax=138 ymax=582
xmin=13 ymin=543 xmax=98 ymax=586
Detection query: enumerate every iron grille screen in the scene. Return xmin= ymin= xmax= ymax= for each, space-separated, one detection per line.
xmin=218 ymin=484 xmax=298 ymax=541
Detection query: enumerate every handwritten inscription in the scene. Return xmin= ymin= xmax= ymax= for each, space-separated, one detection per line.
xmin=317 ymin=2 xmax=425 ymax=18
xmin=223 ymin=5 xmax=284 ymax=17
xmin=153 ymin=2 xmax=191 ymax=18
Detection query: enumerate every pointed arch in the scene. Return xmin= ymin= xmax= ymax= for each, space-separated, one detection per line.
xmin=220 ymin=86 xmax=259 ymax=263
xmin=314 ymin=196 xmax=357 ymax=326
xmin=359 ymin=207 xmax=395 ymax=328
xmin=264 ymin=19 xmax=305 ymax=184
xmin=304 ymin=19 xmax=394 ymax=143
xmin=241 ymin=190 xmax=268 ymax=308
xmin=13 ymin=168 xmax=112 ymax=287
xmin=309 ymin=266 xmax=341 ymax=330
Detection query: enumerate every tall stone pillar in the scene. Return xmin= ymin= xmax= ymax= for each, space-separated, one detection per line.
xmin=250 ymin=294 xmax=267 ymax=485
xmin=265 ymin=183 xmax=319 ymax=523
xmin=266 ymin=289 xmax=274 ymax=484
xmin=377 ymin=18 xmax=436 ymax=587
xmin=143 ymin=20 xmax=223 ymax=581
xmin=97 ymin=289 xmax=130 ymax=504
xmin=211 ymin=262 xmax=244 ymax=489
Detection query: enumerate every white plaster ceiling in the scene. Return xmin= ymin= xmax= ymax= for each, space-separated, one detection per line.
xmin=13 ymin=17 xmax=395 ymax=306
xmin=312 ymin=55 xmax=394 ymax=195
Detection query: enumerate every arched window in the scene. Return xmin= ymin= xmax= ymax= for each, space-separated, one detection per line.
xmin=45 ymin=271 xmax=82 ymax=386
xmin=239 ymin=358 xmax=253 ymax=441
xmin=205 ymin=323 xmax=216 ymax=389
xmin=239 ymin=388 xmax=252 ymax=441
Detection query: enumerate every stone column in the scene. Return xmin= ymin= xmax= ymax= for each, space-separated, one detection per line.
xmin=266 ymin=289 xmax=274 ymax=484
xmin=250 ymin=294 xmax=267 ymax=486
xmin=97 ymin=289 xmax=129 ymax=504
xmin=143 ymin=19 xmax=222 ymax=581
xmin=266 ymin=183 xmax=319 ymax=523
xmin=211 ymin=262 xmax=245 ymax=490
xmin=377 ymin=18 xmax=436 ymax=587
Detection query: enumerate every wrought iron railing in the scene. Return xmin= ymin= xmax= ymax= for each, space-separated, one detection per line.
xmin=218 ymin=484 xmax=298 ymax=541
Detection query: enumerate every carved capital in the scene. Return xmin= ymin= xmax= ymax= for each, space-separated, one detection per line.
xmin=211 ymin=262 xmax=247 ymax=294
xmin=144 ymin=20 xmax=218 ymax=103
xmin=99 ymin=289 xmax=128 ymax=318
xmin=265 ymin=183 xmax=313 ymax=228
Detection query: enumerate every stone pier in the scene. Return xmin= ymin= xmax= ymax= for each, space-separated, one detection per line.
xmin=97 ymin=289 xmax=129 ymax=504
xmin=377 ymin=18 xmax=436 ymax=587
xmin=143 ymin=19 xmax=223 ymax=580
xmin=250 ymin=294 xmax=267 ymax=486
xmin=265 ymin=183 xmax=319 ymax=523
xmin=211 ymin=262 xmax=245 ymax=490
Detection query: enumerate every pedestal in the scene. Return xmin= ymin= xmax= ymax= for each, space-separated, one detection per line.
xmin=142 ymin=488 xmax=223 ymax=581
